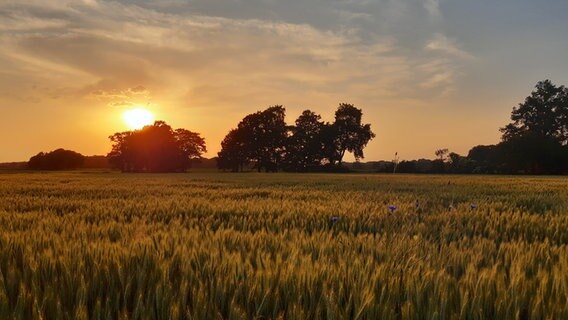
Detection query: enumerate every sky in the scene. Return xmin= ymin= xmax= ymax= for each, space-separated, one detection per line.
xmin=1 ymin=0 xmax=568 ymax=162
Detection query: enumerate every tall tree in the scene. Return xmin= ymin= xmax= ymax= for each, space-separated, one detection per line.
xmin=284 ymin=110 xmax=326 ymax=171
xmin=498 ymin=80 xmax=568 ymax=174
xmin=501 ymin=80 xmax=568 ymax=144
xmin=332 ymin=103 xmax=375 ymax=165
xmin=217 ymin=106 xmax=289 ymax=172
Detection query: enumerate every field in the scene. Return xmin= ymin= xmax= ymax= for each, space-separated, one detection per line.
xmin=0 ymin=172 xmax=567 ymax=319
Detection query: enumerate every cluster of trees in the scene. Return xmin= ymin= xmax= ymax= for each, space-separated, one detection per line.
xmin=464 ymin=80 xmax=567 ymax=174
xmin=217 ymin=104 xmax=375 ymax=172
xmin=370 ymin=80 xmax=567 ymax=175
xmin=107 ymin=121 xmax=206 ymax=172
xmin=28 ymin=149 xmax=85 ymax=170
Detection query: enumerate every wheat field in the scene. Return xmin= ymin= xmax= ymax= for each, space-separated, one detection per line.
xmin=0 ymin=172 xmax=566 ymax=319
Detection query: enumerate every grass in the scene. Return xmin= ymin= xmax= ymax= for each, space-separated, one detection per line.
xmin=0 ymin=172 xmax=567 ymax=319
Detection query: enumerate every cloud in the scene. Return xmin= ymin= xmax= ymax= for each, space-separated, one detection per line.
xmin=0 ymin=1 xmax=415 ymax=101
xmin=0 ymin=0 xmax=465 ymax=107
xmin=425 ymin=33 xmax=474 ymax=60
xmin=419 ymin=33 xmax=474 ymax=94
xmin=423 ymin=0 xmax=441 ymax=18
xmin=90 ymin=85 xmax=151 ymax=107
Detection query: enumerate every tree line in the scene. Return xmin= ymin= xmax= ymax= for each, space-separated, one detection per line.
xmin=464 ymin=79 xmax=567 ymax=174
xmin=26 ymin=79 xmax=567 ymax=174
xmin=366 ymin=80 xmax=567 ymax=174
xmin=27 ymin=150 xmax=109 ymax=170
xmin=28 ymin=149 xmax=85 ymax=170
xmin=217 ymin=104 xmax=375 ymax=172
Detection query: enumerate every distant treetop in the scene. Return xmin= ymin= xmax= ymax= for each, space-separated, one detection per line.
xmin=28 ymin=149 xmax=84 ymax=170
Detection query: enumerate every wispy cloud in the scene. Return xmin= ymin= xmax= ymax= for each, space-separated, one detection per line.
xmin=0 ymin=0 xmax=466 ymax=109
xmin=425 ymin=33 xmax=474 ymax=60
xmin=423 ymin=0 xmax=441 ymax=18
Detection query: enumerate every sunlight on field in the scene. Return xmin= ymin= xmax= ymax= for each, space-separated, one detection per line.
xmin=0 ymin=173 xmax=566 ymax=319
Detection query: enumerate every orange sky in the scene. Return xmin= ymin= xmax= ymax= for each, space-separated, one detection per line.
xmin=1 ymin=0 xmax=567 ymax=162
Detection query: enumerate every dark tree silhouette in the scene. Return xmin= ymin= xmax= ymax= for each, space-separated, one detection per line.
xmin=107 ymin=121 xmax=206 ymax=172
xmin=317 ymin=123 xmax=343 ymax=166
xmin=434 ymin=148 xmax=449 ymax=161
xmin=175 ymin=128 xmax=207 ymax=169
xmin=217 ymin=129 xmax=248 ymax=172
xmin=467 ymin=145 xmax=502 ymax=173
xmin=218 ymin=106 xmax=289 ymax=172
xmin=332 ymin=103 xmax=375 ymax=165
xmin=284 ymin=110 xmax=326 ymax=171
xmin=498 ymin=80 xmax=568 ymax=174
xmin=498 ymin=133 xmax=567 ymax=174
xmin=501 ymin=80 xmax=568 ymax=144
xmin=218 ymin=104 xmax=376 ymax=172
xmin=28 ymin=149 xmax=85 ymax=170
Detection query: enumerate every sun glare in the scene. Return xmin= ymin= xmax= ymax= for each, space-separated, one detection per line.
xmin=123 ymin=108 xmax=154 ymax=130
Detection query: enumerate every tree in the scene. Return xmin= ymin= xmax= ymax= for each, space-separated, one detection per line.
xmin=246 ymin=105 xmax=289 ymax=172
xmin=498 ymin=133 xmax=567 ymax=174
xmin=498 ymin=80 xmax=568 ymax=174
xmin=467 ymin=145 xmax=502 ymax=173
xmin=217 ymin=106 xmax=289 ymax=172
xmin=28 ymin=149 xmax=85 ymax=170
xmin=320 ymin=123 xmax=341 ymax=165
xmin=447 ymin=152 xmax=475 ymax=174
xmin=174 ymin=128 xmax=207 ymax=169
xmin=107 ymin=121 xmax=206 ymax=172
xmin=501 ymin=80 xmax=568 ymax=144
xmin=434 ymin=148 xmax=449 ymax=161
xmin=218 ymin=104 xmax=376 ymax=172
xmin=217 ymin=129 xmax=248 ymax=172
xmin=332 ymin=103 xmax=375 ymax=165
xmin=284 ymin=110 xmax=326 ymax=171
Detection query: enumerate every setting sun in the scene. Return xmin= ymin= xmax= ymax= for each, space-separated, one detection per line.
xmin=123 ymin=108 xmax=154 ymax=130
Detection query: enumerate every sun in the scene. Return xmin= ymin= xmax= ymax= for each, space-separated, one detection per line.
xmin=123 ymin=108 xmax=154 ymax=130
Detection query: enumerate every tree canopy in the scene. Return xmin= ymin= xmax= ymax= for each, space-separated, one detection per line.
xmin=107 ymin=121 xmax=206 ymax=172
xmin=28 ymin=149 xmax=85 ymax=170
xmin=217 ymin=106 xmax=288 ymax=172
xmin=218 ymin=104 xmax=375 ymax=172
xmin=497 ymin=80 xmax=568 ymax=174
xmin=501 ymin=80 xmax=568 ymax=144
xmin=283 ymin=110 xmax=327 ymax=171
xmin=333 ymin=103 xmax=375 ymax=164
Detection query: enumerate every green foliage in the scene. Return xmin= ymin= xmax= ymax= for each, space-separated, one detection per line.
xmin=0 ymin=173 xmax=567 ymax=319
